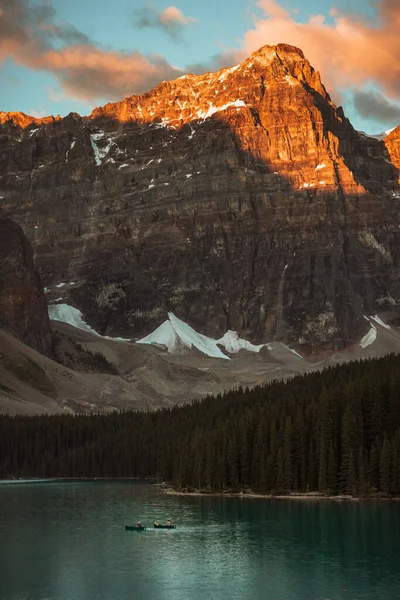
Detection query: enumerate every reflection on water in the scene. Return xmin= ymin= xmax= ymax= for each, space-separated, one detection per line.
xmin=0 ymin=482 xmax=399 ymax=600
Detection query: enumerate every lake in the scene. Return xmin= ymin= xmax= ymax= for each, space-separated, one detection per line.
xmin=0 ymin=482 xmax=399 ymax=600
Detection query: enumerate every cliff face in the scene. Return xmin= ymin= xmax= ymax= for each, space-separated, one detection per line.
xmin=0 ymin=219 xmax=52 ymax=356
xmin=384 ymin=125 xmax=400 ymax=180
xmin=0 ymin=44 xmax=399 ymax=352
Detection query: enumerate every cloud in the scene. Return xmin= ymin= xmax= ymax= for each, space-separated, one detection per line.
xmin=133 ymin=3 xmax=197 ymax=40
xmin=0 ymin=0 xmax=184 ymax=103
xmin=0 ymin=0 xmax=91 ymax=58
xmin=353 ymin=90 xmax=400 ymax=125
xmin=26 ymin=47 xmax=182 ymax=101
xmin=237 ymin=0 xmax=400 ymax=107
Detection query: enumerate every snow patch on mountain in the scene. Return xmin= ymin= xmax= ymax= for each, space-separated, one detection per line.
xmin=370 ymin=315 xmax=391 ymax=330
xmin=90 ymin=132 xmax=112 ymax=166
xmin=66 ymin=140 xmax=75 ymax=160
xmin=266 ymin=342 xmax=304 ymax=359
xmin=48 ymin=303 xmax=130 ymax=342
xmin=137 ymin=313 xmax=303 ymax=359
xmin=138 ymin=312 xmax=229 ymax=359
xmin=217 ymin=330 xmax=264 ymax=353
xmin=360 ymin=327 xmax=377 ymax=348
xmin=285 ymin=75 xmax=298 ymax=86
xmin=218 ymin=64 xmax=240 ymax=83
xmin=137 ymin=320 xmax=180 ymax=353
xmin=196 ymin=100 xmax=246 ymax=121
xmin=49 ymin=304 xmax=99 ymax=335
xmin=359 ymin=314 xmax=392 ymax=348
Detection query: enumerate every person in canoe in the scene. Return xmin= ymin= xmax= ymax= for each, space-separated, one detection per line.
xmin=154 ymin=521 xmax=159 ymax=526
xmin=137 ymin=521 xmax=143 ymax=529
xmin=166 ymin=519 xmax=172 ymax=526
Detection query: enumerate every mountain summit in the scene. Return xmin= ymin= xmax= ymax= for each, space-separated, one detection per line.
xmin=0 ymin=44 xmax=399 ymax=352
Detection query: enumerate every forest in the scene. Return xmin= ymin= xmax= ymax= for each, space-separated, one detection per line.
xmin=1 ymin=354 xmax=400 ymax=496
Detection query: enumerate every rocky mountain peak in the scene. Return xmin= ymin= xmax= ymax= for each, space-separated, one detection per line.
xmin=249 ymin=43 xmax=304 ymax=64
xmin=90 ymin=43 xmax=330 ymax=127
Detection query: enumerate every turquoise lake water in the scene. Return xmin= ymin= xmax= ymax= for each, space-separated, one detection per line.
xmin=0 ymin=482 xmax=399 ymax=600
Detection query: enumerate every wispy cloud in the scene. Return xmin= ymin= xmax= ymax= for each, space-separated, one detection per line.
xmin=133 ymin=3 xmax=197 ymax=41
xmin=234 ymin=0 xmax=400 ymax=122
xmin=26 ymin=47 xmax=182 ymax=101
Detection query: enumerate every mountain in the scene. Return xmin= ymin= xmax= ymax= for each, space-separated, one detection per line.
xmin=0 ymin=219 xmax=52 ymax=356
xmin=2 ymin=302 xmax=400 ymax=415
xmin=0 ymin=43 xmax=400 ymax=353
xmin=0 ymin=312 xmax=313 ymax=416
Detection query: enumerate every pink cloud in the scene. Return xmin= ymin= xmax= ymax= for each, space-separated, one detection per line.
xmin=20 ymin=46 xmax=182 ymax=100
xmin=159 ymin=6 xmax=197 ymax=26
xmin=0 ymin=1 xmax=183 ymax=103
xmin=133 ymin=3 xmax=197 ymax=40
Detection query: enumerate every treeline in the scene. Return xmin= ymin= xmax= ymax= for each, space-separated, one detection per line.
xmin=2 ymin=354 xmax=400 ymax=496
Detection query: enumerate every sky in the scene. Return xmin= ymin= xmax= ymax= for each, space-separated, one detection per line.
xmin=1 ymin=0 xmax=400 ymax=134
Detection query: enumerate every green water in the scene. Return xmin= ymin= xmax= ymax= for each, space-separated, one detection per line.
xmin=0 ymin=482 xmax=400 ymax=600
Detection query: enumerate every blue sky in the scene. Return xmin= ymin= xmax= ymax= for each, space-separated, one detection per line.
xmin=1 ymin=0 xmax=399 ymax=133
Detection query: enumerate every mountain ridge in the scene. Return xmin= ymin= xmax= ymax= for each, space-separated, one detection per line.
xmin=1 ymin=44 xmax=397 ymax=139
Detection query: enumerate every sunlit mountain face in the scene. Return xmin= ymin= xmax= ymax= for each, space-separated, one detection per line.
xmin=0 ymin=44 xmax=399 ymax=361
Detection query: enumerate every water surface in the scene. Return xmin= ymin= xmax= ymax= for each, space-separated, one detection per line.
xmin=0 ymin=482 xmax=399 ymax=600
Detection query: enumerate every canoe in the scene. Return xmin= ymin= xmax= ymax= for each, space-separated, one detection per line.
xmin=125 ymin=525 xmax=146 ymax=531
xmin=154 ymin=524 xmax=176 ymax=529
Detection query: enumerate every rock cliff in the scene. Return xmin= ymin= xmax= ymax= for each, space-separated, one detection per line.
xmin=0 ymin=44 xmax=399 ymax=352
xmin=0 ymin=219 xmax=52 ymax=355
xmin=384 ymin=125 xmax=400 ymax=179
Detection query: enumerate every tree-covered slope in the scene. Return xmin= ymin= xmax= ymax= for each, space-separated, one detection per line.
xmin=1 ymin=354 xmax=400 ymax=496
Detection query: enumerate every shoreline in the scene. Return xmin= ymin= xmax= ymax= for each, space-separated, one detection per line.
xmin=1 ymin=478 xmax=398 ymax=501
xmin=0 ymin=477 xmax=151 ymax=484
xmin=163 ymin=488 xmax=400 ymax=502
